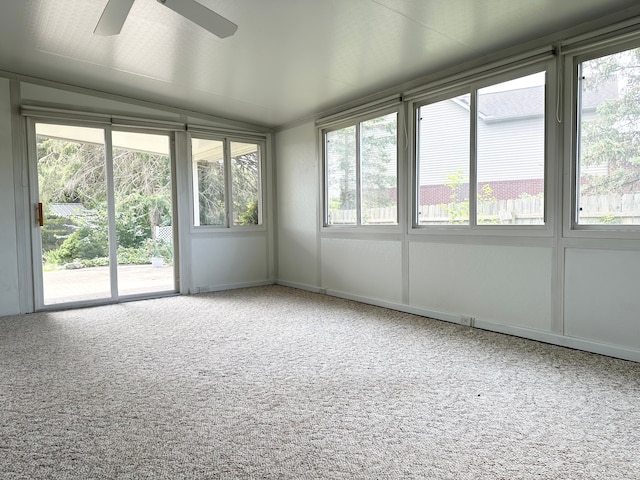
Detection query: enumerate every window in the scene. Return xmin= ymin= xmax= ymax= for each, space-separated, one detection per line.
xmin=417 ymin=94 xmax=471 ymax=225
xmin=191 ymin=137 xmax=262 ymax=227
xmin=325 ymin=112 xmax=398 ymax=226
xmin=576 ymin=46 xmax=640 ymax=226
xmin=416 ymin=71 xmax=546 ymax=227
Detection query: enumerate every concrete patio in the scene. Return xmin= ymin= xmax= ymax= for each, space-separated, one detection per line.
xmin=43 ymin=264 xmax=175 ymax=304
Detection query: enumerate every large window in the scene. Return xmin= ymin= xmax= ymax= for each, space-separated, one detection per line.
xmin=416 ymin=71 xmax=546 ymax=226
xmin=576 ymin=46 xmax=640 ymax=226
xmin=192 ymin=137 xmax=262 ymax=228
xmin=325 ymin=112 xmax=398 ymax=226
xmin=417 ymin=94 xmax=471 ymax=225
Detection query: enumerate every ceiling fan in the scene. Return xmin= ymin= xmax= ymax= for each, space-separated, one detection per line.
xmin=94 ymin=0 xmax=238 ymax=38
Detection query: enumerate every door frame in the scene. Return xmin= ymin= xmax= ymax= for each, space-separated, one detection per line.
xmin=27 ymin=118 xmax=179 ymax=310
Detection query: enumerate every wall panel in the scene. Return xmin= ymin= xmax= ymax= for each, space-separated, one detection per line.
xmin=190 ymin=235 xmax=269 ymax=291
xmin=409 ymin=242 xmax=553 ymax=332
xmin=564 ymin=248 xmax=640 ymax=350
xmin=321 ymin=237 xmax=403 ymax=304
xmin=275 ymin=122 xmax=320 ymax=289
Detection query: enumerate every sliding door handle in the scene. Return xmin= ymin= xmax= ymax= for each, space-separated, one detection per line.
xmin=37 ymin=202 xmax=44 ymax=227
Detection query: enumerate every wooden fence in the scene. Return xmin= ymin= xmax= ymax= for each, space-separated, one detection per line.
xmin=328 ymin=193 xmax=640 ymax=225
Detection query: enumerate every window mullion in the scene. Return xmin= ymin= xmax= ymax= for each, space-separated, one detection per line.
xmin=356 ymin=123 xmax=362 ymax=226
xmin=469 ymin=90 xmax=478 ymax=227
xmin=104 ymin=126 xmax=118 ymax=298
xmin=223 ymin=138 xmax=232 ymax=228
xmin=574 ymin=62 xmax=584 ymax=227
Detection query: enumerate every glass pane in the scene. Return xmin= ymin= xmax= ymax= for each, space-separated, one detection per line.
xmin=417 ymin=94 xmax=470 ymax=225
xmin=477 ymin=72 xmax=546 ymax=225
xmin=361 ymin=113 xmax=398 ymax=225
xmin=578 ymin=48 xmax=640 ymax=225
xmin=326 ymin=125 xmax=356 ymax=225
xmin=36 ymin=123 xmax=111 ymax=304
xmin=112 ymin=131 xmax=174 ymax=296
xmin=230 ymin=141 xmax=261 ymax=226
xmin=192 ymin=138 xmax=225 ymax=226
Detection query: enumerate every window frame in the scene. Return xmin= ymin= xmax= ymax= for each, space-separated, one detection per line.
xmin=321 ymin=107 xmax=401 ymax=230
xmin=565 ymin=38 xmax=640 ymax=237
xmin=189 ymin=133 xmax=265 ymax=231
xmin=410 ymin=61 xmax=556 ymax=237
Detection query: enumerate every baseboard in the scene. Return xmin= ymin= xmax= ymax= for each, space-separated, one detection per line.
xmin=275 ymin=280 xmax=324 ymax=294
xmin=320 ymin=288 xmax=640 ymax=364
xmin=190 ymin=280 xmax=275 ymax=294
xmin=474 ymin=319 xmax=640 ymax=363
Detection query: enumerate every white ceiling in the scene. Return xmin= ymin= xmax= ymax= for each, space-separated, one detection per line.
xmin=0 ymin=0 xmax=639 ymax=129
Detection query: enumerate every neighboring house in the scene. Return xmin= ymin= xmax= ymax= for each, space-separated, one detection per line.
xmin=417 ymin=81 xmax=617 ymax=207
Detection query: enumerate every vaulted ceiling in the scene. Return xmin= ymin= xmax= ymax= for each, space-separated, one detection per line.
xmin=0 ymin=0 xmax=639 ymax=128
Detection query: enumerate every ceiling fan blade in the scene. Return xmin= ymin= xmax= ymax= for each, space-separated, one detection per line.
xmin=94 ymin=0 xmax=135 ymax=36
xmin=158 ymin=0 xmax=238 ymax=38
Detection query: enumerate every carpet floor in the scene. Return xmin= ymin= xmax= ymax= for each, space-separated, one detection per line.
xmin=1 ymin=285 xmax=639 ymax=479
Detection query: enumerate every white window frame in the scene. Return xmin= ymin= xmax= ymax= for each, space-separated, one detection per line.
xmin=564 ymin=37 xmax=640 ymax=238
xmin=189 ymin=133 xmax=265 ymax=231
xmin=320 ymin=107 xmax=401 ymax=230
xmin=410 ymin=61 xmax=556 ymax=237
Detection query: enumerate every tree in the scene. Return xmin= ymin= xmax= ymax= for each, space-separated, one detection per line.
xmin=580 ymin=47 xmax=640 ymax=195
xmin=326 ymin=113 xmax=397 ymax=218
xmin=195 ymin=147 xmax=261 ymax=226
xmin=231 ymin=151 xmax=260 ymax=225
xmin=37 ymin=134 xmax=172 ymax=265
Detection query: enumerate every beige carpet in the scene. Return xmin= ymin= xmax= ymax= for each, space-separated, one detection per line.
xmin=1 ymin=285 xmax=639 ymax=479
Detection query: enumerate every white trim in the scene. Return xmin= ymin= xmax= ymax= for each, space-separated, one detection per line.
xmin=560 ymin=18 xmax=640 ymax=55
xmin=189 ymin=280 xmax=274 ymax=294
xmin=111 ymin=116 xmax=185 ymax=131
xmin=563 ymin=37 xmax=640 ymax=239
xmin=320 ymin=107 xmax=401 ymax=229
xmin=403 ymin=48 xmax=555 ymax=102
xmin=276 ymin=280 xmax=323 ymax=294
xmin=315 ymin=95 xmax=401 ymax=129
xmin=318 ymin=286 xmax=640 ymax=363
xmin=10 ymin=80 xmax=33 ymax=314
xmin=25 ymin=118 xmax=44 ymax=310
xmin=104 ymin=126 xmax=118 ymax=299
xmin=188 ymin=133 xmax=268 ymax=232
xmin=187 ymin=124 xmax=269 ymax=139
xmin=1 ymin=68 xmax=269 ymax=132
xmin=409 ymin=60 xmax=555 ymax=235
xmin=173 ymin=129 xmax=190 ymax=295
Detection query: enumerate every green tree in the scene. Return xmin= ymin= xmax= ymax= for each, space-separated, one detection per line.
xmin=580 ymin=47 xmax=640 ymax=195
xmin=326 ymin=113 xmax=397 ymax=217
xmin=232 ymin=151 xmax=260 ymax=225
xmin=37 ymin=134 xmax=172 ymax=265
xmin=197 ymin=158 xmax=226 ymax=225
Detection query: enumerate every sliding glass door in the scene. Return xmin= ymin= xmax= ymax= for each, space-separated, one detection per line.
xmin=32 ymin=122 xmax=176 ymax=307
xmin=112 ymin=131 xmax=175 ymax=296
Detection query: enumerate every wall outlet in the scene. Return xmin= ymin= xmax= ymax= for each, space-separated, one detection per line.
xmin=459 ymin=315 xmax=475 ymax=327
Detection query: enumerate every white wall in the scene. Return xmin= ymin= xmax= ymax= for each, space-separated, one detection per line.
xmin=409 ymin=242 xmax=553 ymax=331
xmin=190 ymin=234 xmax=269 ymax=292
xmin=0 ymin=78 xmax=20 ymax=316
xmin=275 ymin=122 xmax=319 ymax=289
xmin=564 ymin=248 xmax=640 ymax=351
xmin=322 ymin=237 xmax=403 ymax=304
xmin=274 ymin=117 xmax=640 ymax=362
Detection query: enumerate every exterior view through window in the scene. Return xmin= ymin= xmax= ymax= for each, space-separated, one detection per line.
xmin=325 ymin=112 xmax=398 ymax=226
xmin=35 ymin=124 xmax=175 ymax=305
xmin=417 ymin=94 xmax=471 ymax=224
xmin=192 ymin=137 xmax=262 ymax=227
xmin=477 ymin=73 xmax=545 ymax=225
xmin=577 ymin=47 xmax=640 ymax=225
xmin=416 ymin=72 xmax=546 ymax=226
